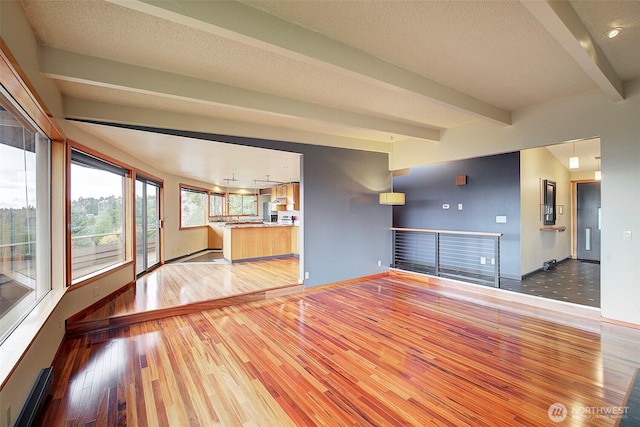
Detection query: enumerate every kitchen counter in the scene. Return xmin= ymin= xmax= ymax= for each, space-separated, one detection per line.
xmin=223 ymin=223 xmax=299 ymax=262
xmin=224 ymin=222 xmax=295 ymax=228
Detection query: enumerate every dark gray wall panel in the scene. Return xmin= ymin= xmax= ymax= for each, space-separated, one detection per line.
xmin=393 ymin=152 xmax=521 ymax=279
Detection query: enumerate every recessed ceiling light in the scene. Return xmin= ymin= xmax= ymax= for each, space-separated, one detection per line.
xmin=604 ymin=27 xmax=622 ymax=39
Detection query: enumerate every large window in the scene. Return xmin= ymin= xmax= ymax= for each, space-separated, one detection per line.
xmin=0 ymin=95 xmax=51 ymax=344
xmin=70 ymin=148 xmax=127 ymax=282
xmin=209 ymin=192 xmax=224 ymax=217
xmin=180 ymin=185 xmax=207 ymax=227
xmin=228 ymin=193 xmax=257 ymax=216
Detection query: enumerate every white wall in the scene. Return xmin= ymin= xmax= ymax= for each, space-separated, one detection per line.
xmin=520 ymin=148 xmax=571 ymax=276
xmin=393 ymin=81 xmax=640 ymax=325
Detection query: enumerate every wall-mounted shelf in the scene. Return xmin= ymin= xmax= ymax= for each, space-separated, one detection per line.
xmin=540 ymin=226 xmax=566 ymax=232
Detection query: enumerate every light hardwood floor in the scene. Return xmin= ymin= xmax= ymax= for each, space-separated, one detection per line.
xmin=67 ymin=257 xmax=301 ymax=334
xmin=39 ymin=270 xmax=640 ymax=426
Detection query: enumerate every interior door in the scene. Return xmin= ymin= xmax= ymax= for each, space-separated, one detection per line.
xmin=576 ymin=181 xmax=601 ymax=262
xmin=136 ymin=177 xmax=161 ymax=276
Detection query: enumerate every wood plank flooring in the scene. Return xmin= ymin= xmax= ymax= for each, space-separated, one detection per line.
xmin=67 ymin=257 xmax=301 ymax=333
xmin=40 ymin=274 xmax=640 ymax=426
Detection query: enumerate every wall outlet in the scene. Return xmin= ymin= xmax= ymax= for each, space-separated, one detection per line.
xmin=304 ymin=271 xmax=310 ymax=279
xmin=491 ymin=258 xmax=495 ymax=265
xmin=480 ymin=257 xmax=486 ymax=265
xmin=442 ymin=204 xmax=450 ymax=209
xmin=458 ymin=203 xmax=463 ymax=210
xmin=496 ymin=215 xmax=507 ymax=224
xmin=377 ymin=260 xmax=382 ymax=267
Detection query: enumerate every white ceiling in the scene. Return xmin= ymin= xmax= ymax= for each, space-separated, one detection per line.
xmin=544 ymin=138 xmax=601 ymax=173
xmin=71 ymin=121 xmax=301 ymax=190
xmin=19 ymin=0 xmax=640 ymax=186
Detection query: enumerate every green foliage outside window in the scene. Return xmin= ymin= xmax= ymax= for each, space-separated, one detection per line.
xmin=228 ymin=194 xmax=256 ymax=216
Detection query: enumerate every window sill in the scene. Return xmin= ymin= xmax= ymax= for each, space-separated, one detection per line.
xmin=70 ymin=261 xmax=133 ymax=289
xmin=0 ymin=288 xmax=66 ymax=389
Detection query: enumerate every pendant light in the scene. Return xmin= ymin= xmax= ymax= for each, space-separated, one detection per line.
xmin=379 ymin=191 xmax=405 ymax=205
xmin=569 ymin=141 xmax=579 ymax=169
xmin=379 ymin=137 xmax=406 ymax=205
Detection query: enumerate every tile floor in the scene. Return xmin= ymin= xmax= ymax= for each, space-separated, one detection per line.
xmin=500 ymin=259 xmax=600 ymax=307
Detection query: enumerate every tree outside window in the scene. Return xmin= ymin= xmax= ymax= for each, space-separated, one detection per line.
xmin=228 ymin=194 xmax=257 ymax=216
xmin=180 ymin=186 xmax=207 ymax=227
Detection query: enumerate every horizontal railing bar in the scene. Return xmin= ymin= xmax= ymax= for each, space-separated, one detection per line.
xmin=71 ymin=232 xmax=122 ymax=241
xmin=391 ymin=227 xmax=502 ymax=237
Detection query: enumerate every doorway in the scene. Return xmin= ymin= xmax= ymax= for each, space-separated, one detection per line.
xmin=136 ymin=176 xmax=162 ymax=276
xmin=576 ymin=181 xmax=601 ymax=262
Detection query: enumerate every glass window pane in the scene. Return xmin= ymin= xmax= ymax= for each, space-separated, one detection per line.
xmin=0 ymin=103 xmax=50 ymax=344
xmin=243 ymin=195 xmax=257 ymax=215
xmin=209 ymin=193 xmax=224 ymax=217
xmin=228 ymin=194 xmax=242 ymax=215
xmin=180 ymin=187 xmax=206 ymax=227
xmin=146 ymin=182 xmax=159 ymax=268
xmin=70 ymin=159 xmax=125 ymax=281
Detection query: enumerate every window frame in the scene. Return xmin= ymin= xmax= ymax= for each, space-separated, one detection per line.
xmin=227 ymin=192 xmax=258 ymax=216
xmin=67 ymin=141 xmax=133 ymax=286
xmin=0 ymin=86 xmax=52 ymax=345
xmin=209 ymin=191 xmax=225 ymax=218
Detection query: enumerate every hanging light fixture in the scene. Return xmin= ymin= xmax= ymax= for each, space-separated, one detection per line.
xmin=379 ymin=167 xmax=405 ymax=205
xmin=379 ymin=191 xmax=405 ymax=205
xmin=569 ymin=141 xmax=579 ymax=169
xmin=379 ymin=137 xmax=405 ymax=205
xmin=595 ymin=156 xmax=601 ymax=180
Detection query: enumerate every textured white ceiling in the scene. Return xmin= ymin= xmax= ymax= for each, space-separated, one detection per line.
xmin=242 ymin=0 xmax=596 ymax=110
xmin=70 ymin=121 xmax=301 ymax=190
xmin=19 ymin=0 xmax=637 ymax=184
xmin=570 ymin=0 xmax=640 ymax=81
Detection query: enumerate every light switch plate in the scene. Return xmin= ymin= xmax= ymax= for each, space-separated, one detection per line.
xmin=623 ymin=231 xmax=632 ymax=241
xmin=442 ymin=204 xmax=450 ymax=209
xmin=496 ymin=215 xmax=507 ymax=224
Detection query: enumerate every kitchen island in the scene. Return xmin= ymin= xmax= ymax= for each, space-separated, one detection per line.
xmin=223 ymin=222 xmax=299 ymax=263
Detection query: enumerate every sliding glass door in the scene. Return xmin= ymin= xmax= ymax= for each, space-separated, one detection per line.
xmin=136 ymin=177 xmax=161 ymax=276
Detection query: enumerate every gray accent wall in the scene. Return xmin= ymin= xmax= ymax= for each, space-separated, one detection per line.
xmin=393 ymin=152 xmax=521 ymax=279
xmin=74 ymin=121 xmax=393 ymax=288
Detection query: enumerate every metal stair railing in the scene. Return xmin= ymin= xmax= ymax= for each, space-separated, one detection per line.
xmin=391 ymin=227 xmax=502 ymax=287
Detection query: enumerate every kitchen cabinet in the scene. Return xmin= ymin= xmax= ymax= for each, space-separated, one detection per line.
xmin=287 ymin=183 xmax=300 ymax=210
xmin=208 ymin=224 xmax=223 ymax=249
xmin=223 ymin=224 xmax=295 ymax=262
xmin=291 ymin=226 xmax=299 ymax=255
xmin=270 ymin=183 xmax=300 ymax=210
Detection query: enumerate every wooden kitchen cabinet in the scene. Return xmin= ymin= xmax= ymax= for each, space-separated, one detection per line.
xmin=223 ymin=225 xmax=293 ymax=262
xmin=270 ymin=183 xmax=300 ymax=210
xmin=208 ymin=225 xmax=223 ymax=249
xmin=291 ymin=226 xmax=299 ymax=255
xmin=288 ymin=183 xmax=300 ymax=210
